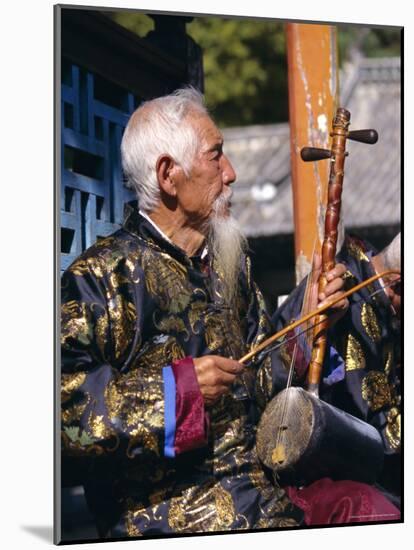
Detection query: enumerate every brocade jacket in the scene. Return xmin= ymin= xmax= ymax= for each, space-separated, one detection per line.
xmin=61 ymin=203 xmax=303 ymax=538
xmin=271 ymin=235 xmax=401 ymax=497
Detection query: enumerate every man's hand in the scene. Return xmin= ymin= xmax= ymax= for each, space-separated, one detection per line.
xmin=309 ymin=253 xmax=349 ymax=323
xmin=193 ymin=355 xmax=244 ymax=407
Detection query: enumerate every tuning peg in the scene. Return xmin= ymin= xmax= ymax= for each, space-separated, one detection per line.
xmin=347 ymin=129 xmax=378 ymax=144
xmin=300 ymin=147 xmax=332 ymax=162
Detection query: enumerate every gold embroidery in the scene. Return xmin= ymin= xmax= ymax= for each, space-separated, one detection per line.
xmin=70 ymin=246 xmax=122 ymax=280
xmin=233 ymin=514 xmax=250 ymax=530
xmin=125 ymin=257 xmax=140 ymax=283
xmin=273 ymin=517 xmax=299 ymax=528
xmin=361 ymin=303 xmax=381 ymax=343
xmin=168 ymin=483 xmax=236 ymax=532
xmin=127 ymin=427 xmax=159 ymax=457
xmin=94 ymin=236 xmax=116 ymax=249
xmin=248 ymin=468 xmax=274 ymax=501
xmin=347 ymin=240 xmax=369 ymax=262
xmin=107 ymin=295 xmax=137 ymax=360
xmin=69 ymin=259 xmax=90 ymax=277
xmin=142 ymin=250 xmax=191 ymax=313
xmin=61 ymin=372 xmax=86 ymax=402
xmin=133 ymin=337 xmax=185 ymax=371
xmin=61 ymin=301 xmax=93 ymax=347
xmin=61 ymin=398 xmax=89 ymax=425
xmin=214 ymin=484 xmax=235 ymax=528
xmin=343 ymin=269 xmax=355 ymax=280
xmin=125 ymin=506 xmax=143 ymax=537
xmin=188 ymin=300 xmax=208 ymax=335
xmin=385 ymin=407 xmax=401 ymax=451
xmin=249 ymin=466 xmax=294 ymax=524
xmin=204 ymin=315 xmax=225 ymax=353
xmin=89 ymin=250 xmax=123 ymax=279
xmin=256 ymin=356 xmax=274 ymax=407
xmin=253 ymin=292 xmax=272 ymax=347
xmin=168 ymin=497 xmax=187 ymax=531
xmin=383 ymin=343 xmax=394 ymax=377
xmin=361 ymin=371 xmax=392 ymax=411
xmin=88 ymin=411 xmax=113 ymax=440
xmin=203 ymin=311 xmax=245 ymax=358
xmin=345 ymin=334 xmax=366 ymax=371
xmin=341 ymin=270 xmax=357 ymax=292
xmin=95 ymin=313 xmax=109 ymax=358
xmin=153 ymin=313 xmax=189 ymax=340
xmin=103 ymin=367 xmax=164 ymax=456
xmin=104 ymin=380 xmax=124 ymax=420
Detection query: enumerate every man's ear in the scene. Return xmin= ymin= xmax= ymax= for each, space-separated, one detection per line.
xmin=156 ymin=154 xmax=180 ymax=197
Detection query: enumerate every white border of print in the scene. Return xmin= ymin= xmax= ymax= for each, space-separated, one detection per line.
xmin=1 ymin=1 xmax=409 ymax=548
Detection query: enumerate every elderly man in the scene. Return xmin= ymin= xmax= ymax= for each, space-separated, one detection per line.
xmin=61 ymin=88 xmax=399 ymax=539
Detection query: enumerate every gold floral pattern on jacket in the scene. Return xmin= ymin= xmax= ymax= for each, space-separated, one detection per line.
xmin=361 ymin=303 xmax=381 ymax=343
xmin=345 ymin=333 xmax=366 ymax=371
xmin=168 ymin=482 xmax=236 ymax=532
xmin=361 ymin=371 xmax=393 ymax=411
xmin=385 ymin=407 xmax=401 ymax=451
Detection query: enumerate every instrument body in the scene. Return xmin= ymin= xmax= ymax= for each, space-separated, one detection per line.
xmin=256 ymin=387 xmax=384 ymax=485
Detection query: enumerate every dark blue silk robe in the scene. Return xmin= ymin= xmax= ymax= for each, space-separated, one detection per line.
xmin=61 ymin=203 xmax=303 ymax=538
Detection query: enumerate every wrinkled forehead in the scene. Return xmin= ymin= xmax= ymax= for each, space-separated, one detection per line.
xmin=188 ymin=112 xmax=223 ymax=152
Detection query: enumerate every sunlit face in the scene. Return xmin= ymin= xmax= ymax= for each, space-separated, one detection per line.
xmin=174 ymin=114 xmax=236 ymax=228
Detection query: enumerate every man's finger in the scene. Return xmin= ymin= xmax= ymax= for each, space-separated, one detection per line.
xmin=212 ymin=369 xmax=238 ymax=385
xmin=318 ymin=291 xmax=349 ymax=310
xmin=215 ymin=356 xmax=244 ymax=374
xmin=325 ymin=262 xmax=347 ymax=282
xmin=319 ymin=276 xmax=345 ymax=301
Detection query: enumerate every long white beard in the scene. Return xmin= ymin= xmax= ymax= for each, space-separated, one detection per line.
xmin=208 ymin=192 xmax=247 ymax=307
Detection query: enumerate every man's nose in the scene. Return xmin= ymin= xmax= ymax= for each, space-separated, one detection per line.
xmin=222 ymin=154 xmax=237 ymax=185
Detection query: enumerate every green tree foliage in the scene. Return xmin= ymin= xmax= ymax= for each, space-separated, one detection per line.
xmin=187 ymin=17 xmax=288 ymax=127
xmin=108 ymin=11 xmax=154 ymax=37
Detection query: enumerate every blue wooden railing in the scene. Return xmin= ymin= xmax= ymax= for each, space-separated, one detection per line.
xmin=60 ymin=60 xmax=136 ymax=272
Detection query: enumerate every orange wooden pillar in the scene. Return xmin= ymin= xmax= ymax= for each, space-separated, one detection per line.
xmin=286 ymin=23 xmax=339 ymax=283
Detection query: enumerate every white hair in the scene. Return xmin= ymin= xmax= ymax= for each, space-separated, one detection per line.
xmin=381 ymin=232 xmax=401 ymax=270
xmin=121 ymin=87 xmax=208 ymax=212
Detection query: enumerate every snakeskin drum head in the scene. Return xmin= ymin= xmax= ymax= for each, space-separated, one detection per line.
xmin=256 ymin=387 xmax=315 ymax=473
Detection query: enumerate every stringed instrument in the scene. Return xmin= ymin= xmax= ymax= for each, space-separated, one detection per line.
xmin=251 ymin=108 xmax=389 ymax=485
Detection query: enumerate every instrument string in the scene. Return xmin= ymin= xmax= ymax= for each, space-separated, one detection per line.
xmin=273 ymin=241 xmax=319 ymax=455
